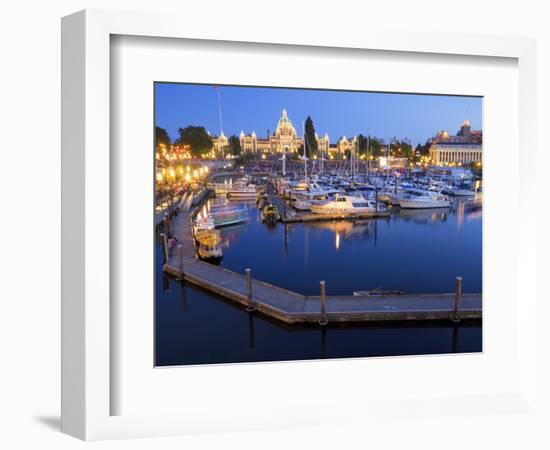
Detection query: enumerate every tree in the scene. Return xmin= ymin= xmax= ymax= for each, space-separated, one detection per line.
xmin=415 ymin=139 xmax=432 ymax=156
xmin=303 ymin=116 xmax=318 ymax=158
xmin=228 ymin=135 xmax=241 ymax=156
xmin=357 ymin=134 xmax=383 ymax=158
xmin=389 ymin=139 xmax=414 ymax=159
xmin=155 ymin=126 xmax=171 ymax=148
xmin=175 ymin=126 xmax=213 ymax=156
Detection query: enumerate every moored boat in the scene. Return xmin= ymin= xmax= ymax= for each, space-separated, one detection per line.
xmin=227 ymin=183 xmax=258 ymax=200
xmin=310 ymin=194 xmax=383 ymax=215
xmin=260 ymin=204 xmax=281 ymax=225
xmin=398 ymin=189 xmax=451 ymax=209
xmin=194 ymin=229 xmax=223 ymax=264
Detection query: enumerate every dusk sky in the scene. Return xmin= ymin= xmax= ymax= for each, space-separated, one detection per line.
xmin=155 ymin=83 xmax=482 ymax=146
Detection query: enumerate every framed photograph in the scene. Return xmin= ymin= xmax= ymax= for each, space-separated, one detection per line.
xmin=62 ymin=9 xmax=538 ymax=441
xmin=154 ymin=83 xmax=484 ymax=368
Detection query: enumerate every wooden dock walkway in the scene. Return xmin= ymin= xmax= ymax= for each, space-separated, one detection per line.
xmin=280 ymin=210 xmax=391 ymax=223
xmin=162 ymin=200 xmax=482 ymax=325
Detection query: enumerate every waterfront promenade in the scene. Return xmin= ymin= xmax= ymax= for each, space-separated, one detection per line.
xmin=162 ymin=197 xmax=482 ymax=325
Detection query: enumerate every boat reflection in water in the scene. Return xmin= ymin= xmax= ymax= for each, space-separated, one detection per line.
xmin=397 ymin=207 xmax=450 ymax=225
xmin=306 ymin=219 xmax=378 ymax=250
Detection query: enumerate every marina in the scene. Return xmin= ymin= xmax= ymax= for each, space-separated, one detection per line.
xmin=160 ymin=178 xmax=482 ymax=325
xmin=154 ymin=84 xmax=483 ymax=365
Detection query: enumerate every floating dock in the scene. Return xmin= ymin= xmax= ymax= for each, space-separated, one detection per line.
xmin=280 ymin=210 xmax=391 ymax=223
xmin=162 ymin=202 xmax=482 ymax=325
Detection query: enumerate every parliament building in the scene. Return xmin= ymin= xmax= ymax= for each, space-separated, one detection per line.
xmin=238 ymin=109 xmax=329 ymax=155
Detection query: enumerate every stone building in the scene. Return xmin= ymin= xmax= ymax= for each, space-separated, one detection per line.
xmin=211 ymin=131 xmax=228 ymax=154
xmin=316 ymin=133 xmax=330 ymax=154
xmin=428 ymin=120 xmax=482 ymax=165
xmin=239 ymin=109 xmax=306 ymax=154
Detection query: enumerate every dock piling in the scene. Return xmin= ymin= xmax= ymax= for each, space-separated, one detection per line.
xmin=319 ymin=280 xmax=328 ymax=326
xmin=162 ymin=208 xmax=482 ymax=325
xmin=282 ymin=190 xmax=287 ymax=220
xmin=245 ymin=268 xmax=256 ymax=311
xmin=176 ymin=244 xmax=184 ymax=280
xmin=160 ymin=233 xmax=168 ymax=262
xmin=451 ymin=276 xmax=463 ymax=322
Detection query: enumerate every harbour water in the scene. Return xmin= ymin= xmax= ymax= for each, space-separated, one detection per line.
xmin=155 ymin=197 xmax=482 ymax=366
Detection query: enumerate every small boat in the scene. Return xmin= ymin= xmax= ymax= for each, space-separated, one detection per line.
xmin=310 ymin=194 xmax=382 ymax=215
xmin=261 ymin=204 xmax=280 ymax=225
xmin=194 ymin=229 xmax=223 ymax=264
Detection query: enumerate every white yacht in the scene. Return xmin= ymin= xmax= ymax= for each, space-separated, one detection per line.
xmin=227 ymin=183 xmax=257 ymax=199
xmin=292 ymin=199 xmax=313 ymax=211
xmin=310 ymin=194 xmax=380 ymax=215
xmin=398 ymin=189 xmax=451 ymax=209
xmin=288 ymin=180 xmax=341 ymax=201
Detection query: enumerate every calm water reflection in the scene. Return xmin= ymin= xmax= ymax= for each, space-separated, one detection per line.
xmin=217 ymin=198 xmax=482 ymax=295
xmin=155 ymin=197 xmax=482 ymax=366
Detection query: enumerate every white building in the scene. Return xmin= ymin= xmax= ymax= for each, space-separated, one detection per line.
xmin=428 ymin=120 xmax=482 ymax=165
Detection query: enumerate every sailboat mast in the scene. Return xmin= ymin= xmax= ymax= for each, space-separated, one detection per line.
xmin=355 ymin=137 xmax=357 ymax=180
xmin=321 ymin=142 xmax=324 ymax=174
xmin=366 ymin=135 xmax=369 ymax=180
xmin=216 ymin=87 xmax=224 ymax=157
xmin=303 ymin=121 xmax=308 ymax=180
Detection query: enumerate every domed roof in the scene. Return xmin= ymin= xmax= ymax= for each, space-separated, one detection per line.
xmin=277 ymin=109 xmax=293 ymax=128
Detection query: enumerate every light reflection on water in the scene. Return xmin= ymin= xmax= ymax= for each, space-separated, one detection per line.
xmin=215 ymin=197 xmax=482 ymax=296
xmin=154 ymin=195 xmax=482 ymax=366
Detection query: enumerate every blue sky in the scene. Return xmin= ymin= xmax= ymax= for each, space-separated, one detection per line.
xmin=155 ymin=83 xmax=482 ymax=146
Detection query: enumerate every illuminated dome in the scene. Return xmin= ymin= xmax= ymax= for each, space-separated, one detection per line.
xmin=276 ymin=109 xmax=297 ymax=137
xmin=278 ymin=109 xmax=292 ymax=127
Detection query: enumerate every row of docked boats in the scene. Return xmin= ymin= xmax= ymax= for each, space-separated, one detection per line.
xmin=279 ymin=177 xmax=455 ymax=212
xmin=210 ymin=170 xmax=469 ymax=214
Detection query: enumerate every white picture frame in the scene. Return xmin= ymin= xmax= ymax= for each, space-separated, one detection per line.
xmin=61 ymin=9 xmax=538 ymax=441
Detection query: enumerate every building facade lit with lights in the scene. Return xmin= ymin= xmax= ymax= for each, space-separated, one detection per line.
xmin=336 ymin=135 xmax=358 ymax=154
xmin=211 ymin=131 xmax=228 ymax=154
xmin=211 ymin=109 xmax=365 ymax=157
xmin=237 ymin=109 xmax=305 ymax=154
xmin=428 ymin=120 xmax=482 ymax=165
xmin=316 ymin=133 xmax=330 ymax=154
